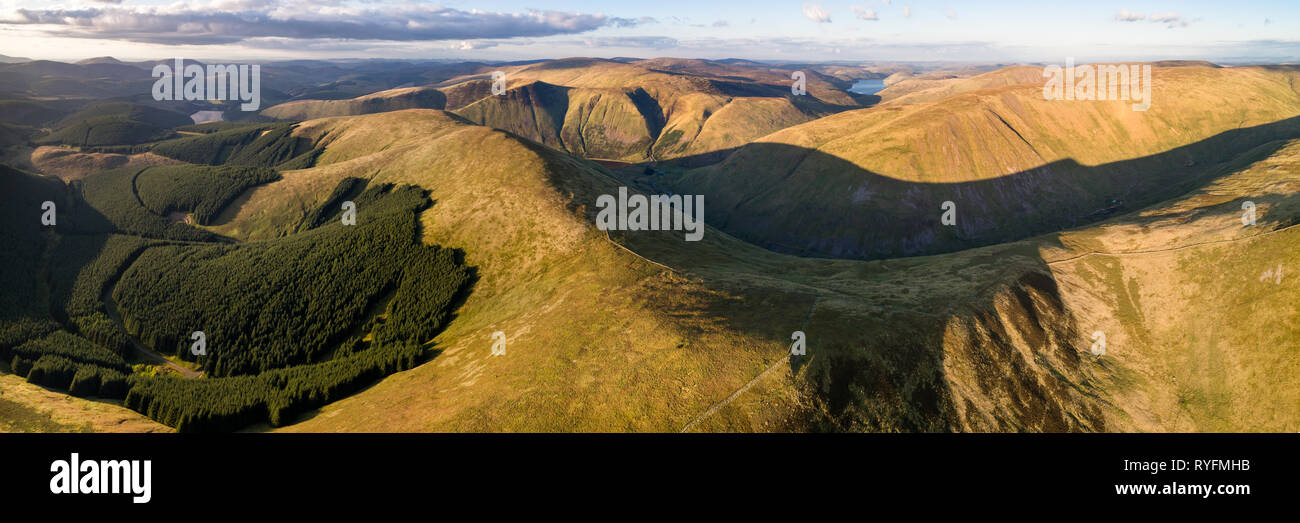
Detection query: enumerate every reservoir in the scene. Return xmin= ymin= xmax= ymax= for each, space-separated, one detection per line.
xmin=848 ymin=78 xmax=885 ymax=95
xmin=190 ymin=110 xmax=224 ymax=124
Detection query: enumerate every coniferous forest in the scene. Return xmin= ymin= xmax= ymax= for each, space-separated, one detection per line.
xmin=0 ymin=128 xmax=472 ymax=431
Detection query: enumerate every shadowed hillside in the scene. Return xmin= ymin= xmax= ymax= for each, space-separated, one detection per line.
xmin=193 ymin=108 xmax=1300 ymax=432
xmin=669 ymin=64 xmax=1300 ymax=259
xmin=440 ymin=57 xmax=863 ymax=162
xmin=3 ymin=58 xmax=1298 ymax=435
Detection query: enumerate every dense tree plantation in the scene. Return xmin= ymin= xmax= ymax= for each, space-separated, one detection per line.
xmin=21 ymin=354 xmax=128 ymax=398
xmin=37 ymin=116 xmax=176 ymax=147
xmin=0 ymin=167 xmax=155 ymax=400
xmin=175 ymin=121 xmax=272 ymax=134
xmin=2 ymin=151 xmax=469 ymax=430
xmin=297 ymin=176 xmax=366 ymax=231
xmin=113 ymin=183 xmax=470 ymax=377
xmin=11 ymin=330 xmax=129 ymax=373
xmin=50 ymin=234 xmax=155 ymax=319
xmin=135 ymin=165 xmax=281 ymax=225
xmin=57 ymin=102 xmax=194 ymax=130
xmin=0 ymin=165 xmax=64 ymax=350
xmin=67 ymin=166 xmax=221 ymax=241
xmin=48 ymin=234 xmax=156 ymax=356
xmin=125 ymin=342 xmax=425 ymax=431
xmin=36 ymin=102 xmax=192 ymax=147
xmin=6 ymin=331 xmax=131 ymax=398
xmin=148 ymin=122 xmax=323 ymax=169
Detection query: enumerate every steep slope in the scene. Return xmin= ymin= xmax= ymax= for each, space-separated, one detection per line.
xmin=670 ymin=64 xmax=1300 ymax=259
xmin=208 ymin=109 xmax=818 ymax=431
xmin=453 ymin=80 xmax=662 ymax=161
xmin=440 ymin=57 xmax=858 ymax=162
xmin=198 ymin=108 xmax=1300 ymax=433
xmin=261 ymin=86 xmax=448 ymax=120
xmin=878 ymin=66 xmax=1046 ymax=105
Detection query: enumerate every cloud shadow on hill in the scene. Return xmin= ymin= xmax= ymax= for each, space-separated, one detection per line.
xmin=585 ymin=115 xmax=1300 ymax=431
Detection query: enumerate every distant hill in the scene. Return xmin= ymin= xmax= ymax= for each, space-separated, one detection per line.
xmin=0 ymin=99 xmax=64 ymax=126
xmin=442 ymin=57 xmax=861 ymax=162
xmin=670 ymin=63 xmax=1300 ymax=259
xmin=200 ymin=107 xmax=1300 ymax=433
xmin=261 ymin=86 xmax=447 ymax=120
xmin=877 ymin=66 xmax=1045 ymax=105
xmin=38 ymin=102 xmax=192 ymax=147
xmin=75 ymin=56 xmax=125 ymax=66
xmin=0 ymin=54 xmax=30 ymax=64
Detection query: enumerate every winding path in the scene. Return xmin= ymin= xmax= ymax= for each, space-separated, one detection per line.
xmin=679 ymin=296 xmax=819 ymax=432
xmin=101 ymin=252 xmax=203 ymax=379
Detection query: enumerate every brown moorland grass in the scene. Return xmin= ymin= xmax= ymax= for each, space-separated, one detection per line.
xmin=670 ymin=63 xmax=1300 ymax=260
xmin=195 ymin=106 xmax=1300 ymax=432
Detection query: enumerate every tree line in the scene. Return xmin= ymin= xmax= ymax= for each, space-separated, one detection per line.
xmin=135 ymin=165 xmax=280 ymax=225
xmin=124 ymin=341 xmax=425 ymax=431
xmin=113 ymin=183 xmax=470 ymax=377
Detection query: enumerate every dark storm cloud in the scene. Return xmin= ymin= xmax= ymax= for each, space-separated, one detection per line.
xmin=1 ymin=3 xmax=645 ymax=45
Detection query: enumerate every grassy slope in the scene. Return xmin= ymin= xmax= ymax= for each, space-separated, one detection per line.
xmin=0 ymin=370 xmax=169 ymax=433
xmin=443 ymin=58 xmax=856 ymax=162
xmin=670 ymin=64 xmax=1300 ymax=259
xmin=31 ymin=145 xmax=180 ymax=181
xmin=209 ymin=110 xmax=809 ymax=431
xmin=877 ymin=66 xmax=1046 ymax=105
xmin=204 ymin=108 xmax=1299 ymax=432
xmin=261 ymin=86 xmax=448 ymax=120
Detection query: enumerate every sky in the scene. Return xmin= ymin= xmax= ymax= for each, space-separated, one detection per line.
xmin=0 ymin=0 xmax=1296 ymax=63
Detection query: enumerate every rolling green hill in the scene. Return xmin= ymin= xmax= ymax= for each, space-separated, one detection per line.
xmin=147 ymin=123 xmax=322 ymax=168
xmin=262 ymin=86 xmax=448 ymax=120
xmin=0 ymin=146 xmax=470 ymax=432
xmin=442 ymin=57 xmax=860 ymax=162
xmin=171 ymin=108 xmax=1291 ymax=433
xmin=668 ymin=64 xmax=1300 ymax=259
xmin=4 ymin=59 xmax=1299 ymax=435
xmin=36 ymin=102 xmax=193 ymax=147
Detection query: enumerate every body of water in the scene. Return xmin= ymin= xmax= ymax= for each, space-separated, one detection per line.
xmin=190 ymin=110 xmax=225 ymax=124
xmin=848 ymin=78 xmax=886 ymax=95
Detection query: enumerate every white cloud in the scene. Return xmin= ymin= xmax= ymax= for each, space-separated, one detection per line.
xmin=1115 ymin=10 xmax=1192 ymax=28
xmin=902 ymin=6 xmax=911 ymax=18
xmin=576 ymin=36 xmax=679 ymax=49
xmin=1 ymin=2 xmax=648 ymax=45
xmin=1115 ymin=9 xmax=1146 ymax=22
xmin=852 ymin=6 xmax=879 ymax=21
xmin=802 ymin=2 xmax=832 ymax=23
xmin=453 ymin=40 xmax=497 ymax=51
xmin=1149 ymin=12 xmax=1190 ymax=28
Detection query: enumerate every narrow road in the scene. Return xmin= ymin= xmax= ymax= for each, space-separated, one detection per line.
xmin=101 ymin=262 xmax=202 ymax=379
